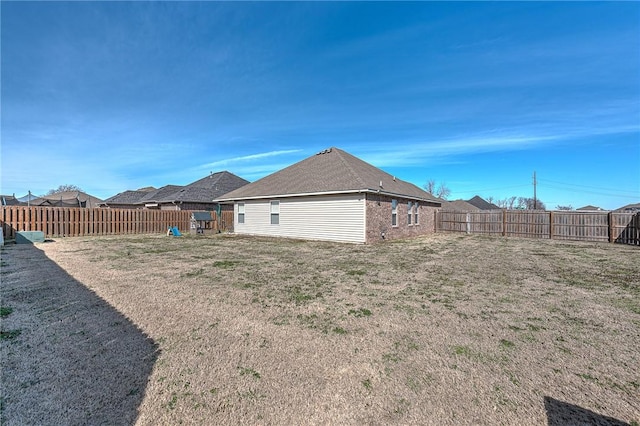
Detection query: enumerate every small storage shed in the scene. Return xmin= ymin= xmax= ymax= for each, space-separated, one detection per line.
xmin=190 ymin=211 xmax=215 ymax=235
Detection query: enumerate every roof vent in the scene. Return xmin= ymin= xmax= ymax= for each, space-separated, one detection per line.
xmin=379 ymin=180 xmax=383 ymax=188
xmin=316 ymin=148 xmax=333 ymax=155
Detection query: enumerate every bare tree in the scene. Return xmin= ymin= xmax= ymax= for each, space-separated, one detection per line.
xmin=555 ymin=205 xmax=573 ymax=211
xmin=423 ymin=180 xmax=451 ymax=200
xmin=494 ymin=196 xmax=517 ymax=209
xmin=46 ymin=184 xmax=84 ymax=195
xmin=517 ymin=197 xmax=546 ymax=210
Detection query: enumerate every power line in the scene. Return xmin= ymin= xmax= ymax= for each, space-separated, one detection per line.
xmin=537 ymin=178 xmax=639 ymax=196
xmin=537 ymin=182 xmax=639 ymax=198
xmin=453 ymin=184 xmax=530 ymax=194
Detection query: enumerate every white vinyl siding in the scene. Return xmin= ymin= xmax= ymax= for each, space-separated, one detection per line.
xmin=234 ymin=194 xmax=366 ymax=243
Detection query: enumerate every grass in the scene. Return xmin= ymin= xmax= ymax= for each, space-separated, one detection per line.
xmin=3 ymin=232 xmax=639 ymax=425
xmin=0 ymin=329 xmax=21 ymax=341
xmin=0 ymin=307 xmax=13 ymax=318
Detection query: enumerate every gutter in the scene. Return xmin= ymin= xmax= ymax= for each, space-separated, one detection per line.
xmin=215 ymin=188 xmax=440 ymax=205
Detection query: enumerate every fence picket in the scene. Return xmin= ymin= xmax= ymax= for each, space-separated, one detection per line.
xmin=437 ymin=210 xmax=639 ymax=245
xmin=0 ymin=207 xmax=195 ymax=240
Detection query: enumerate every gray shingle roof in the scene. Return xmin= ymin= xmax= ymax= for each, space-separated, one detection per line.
xmin=157 ymin=171 xmax=249 ymax=203
xmin=138 ymin=185 xmax=184 ymax=204
xmin=615 ymin=202 xmax=640 ymax=212
xmin=34 ymin=191 xmax=104 ymax=208
xmin=103 ymin=190 xmax=152 ymax=205
xmin=467 ymin=195 xmax=500 ymax=210
xmin=216 ymin=147 xmax=439 ymax=203
xmin=442 ymin=200 xmax=481 ymax=211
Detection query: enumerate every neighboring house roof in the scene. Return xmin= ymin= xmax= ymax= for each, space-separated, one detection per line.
xmin=157 ymin=171 xmax=249 ymax=203
xmin=442 ymin=199 xmax=480 ymax=211
xmin=217 ymin=147 xmax=440 ymax=203
xmin=467 ymin=195 xmax=500 ymax=210
xmin=31 ymin=191 xmax=104 ymax=208
xmin=1 ymin=195 xmax=25 ymax=206
xmin=17 ymin=193 xmax=40 ymax=203
xmin=576 ymin=205 xmax=605 ymax=211
xmin=102 ymin=190 xmax=153 ymax=205
xmin=138 ymin=185 xmax=185 ymax=204
xmin=101 ymin=172 xmax=248 ymax=207
xmin=615 ymin=202 xmax=640 ymax=212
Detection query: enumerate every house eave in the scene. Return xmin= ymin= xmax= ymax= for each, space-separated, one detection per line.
xmin=215 ymin=188 xmax=440 ymax=205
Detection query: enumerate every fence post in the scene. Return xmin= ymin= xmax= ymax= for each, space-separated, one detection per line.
xmin=608 ymin=211 xmax=614 ymax=243
xmin=549 ymin=211 xmax=554 ymax=240
xmin=466 ymin=213 xmax=470 ymax=234
xmin=502 ymin=210 xmax=506 ymax=237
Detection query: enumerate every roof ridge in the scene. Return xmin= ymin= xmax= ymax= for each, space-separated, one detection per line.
xmin=333 ymin=148 xmax=366 ymax=188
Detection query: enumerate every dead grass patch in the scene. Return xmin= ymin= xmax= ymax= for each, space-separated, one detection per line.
xmin=1 ymin=233 xmax=638 ymax=425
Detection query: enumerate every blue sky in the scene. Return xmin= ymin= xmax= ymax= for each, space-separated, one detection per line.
xmin=2 ymin=2 xmax=638 ymax=210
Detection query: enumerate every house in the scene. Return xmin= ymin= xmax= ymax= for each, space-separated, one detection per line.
xmin=99 ymin=187 xmax=157 ymax=209
xmin=29 ymin=191 xmax=104 ymax=208
xmin=137 ymin=185 xmax=185 ymax=209
xmin=150 ymin=172 xmax=249 ymax=211
xmin=615 ymin=203 xmax=640 ymax=213
xmin=215 ymin=147 xmax=441 ymax=244
xmin=442 ymin=199 xmax=480 ymax=212
xmin=100 ymin=171 xmax=249 ymax=211
xmin=466 ymin=195 xmax=500 ymax=210
xmin=1 ymin=195 xmax=25 ymax=206
xmin=576 ymin=205 xmax=606 ymax=212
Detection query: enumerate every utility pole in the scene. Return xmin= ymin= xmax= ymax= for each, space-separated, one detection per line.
xmin=532 ymin=171 xmax=537 ymax=210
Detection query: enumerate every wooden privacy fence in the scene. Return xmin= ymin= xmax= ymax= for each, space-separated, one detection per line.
xmin=1 ymin=206 xmax=193 ymax=239
xmin=436 ymin=210 xmax=640 ymax=245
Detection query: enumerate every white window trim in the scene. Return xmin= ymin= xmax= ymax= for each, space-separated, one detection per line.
xmin=237 ymin=202 xmax=245 ymax=224
xmin=408 ymin=201 xmax=413 ymax=226
xmin=270 ymin=200 xmax=280 ymax=225
xmin=391 ymin=199 xmax=398 ymax=227
xmin=414 ymin=202 xmax=420 ymax=225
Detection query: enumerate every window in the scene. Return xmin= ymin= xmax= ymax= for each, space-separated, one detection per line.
xmin=391 ymin=199 xmax=398 ymax=226
xmin=415 ymin=202 xmax=419 ymax=225
xmin=408 ymin=201 xmax=413 ymax=225
xmin=270 ymin=201 xmax=280 ymax=225
xmin=237 ymin=203 xmax=245 ymax=224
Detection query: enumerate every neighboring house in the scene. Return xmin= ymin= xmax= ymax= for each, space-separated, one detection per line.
xmin=615 ymin=203 xmax=640 ymax=213
xmin=576 ymin=205 xmax=606 ymax=211
xmin=1 ymin=195 xmax=25 ymax=206
xmin=100 ymin=188 xmax=157 ymax=209
xmin=215 ymin=147 xmax=441 ymax=244
xmin=442 ymin=199 xmax=480 ymax=212
xmin=100 ymin=171 xmax=249 ymax=211
xmin=137 ymin=185 xmax=185 ymax=209
xmin=152 ymin=172 xmax=250 ymax=211
xmin=30 ymin=191 xmax=104 ymax=208
xmin=466 ymin=195 xmax=500 ymax=210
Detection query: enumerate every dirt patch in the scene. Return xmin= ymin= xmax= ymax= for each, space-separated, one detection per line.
xmin=1 ymin=234 xmax=639 ymax=425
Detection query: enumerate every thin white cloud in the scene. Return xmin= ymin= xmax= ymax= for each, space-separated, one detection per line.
xmin=198 ymin=149 xmax=303 ymax=170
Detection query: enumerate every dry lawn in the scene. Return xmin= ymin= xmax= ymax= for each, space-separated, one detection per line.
xmin=1 ymin=233 xmax=639 ymax=425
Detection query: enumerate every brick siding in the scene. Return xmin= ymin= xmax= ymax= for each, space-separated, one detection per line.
xmin=365 ymin=194 xmax=439 ymax=243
